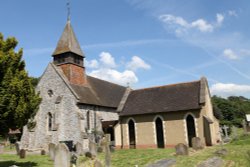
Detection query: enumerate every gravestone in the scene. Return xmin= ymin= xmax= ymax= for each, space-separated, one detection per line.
xmin=15 ymin=142 xmax=20 ymax=155
xmin=197 ymin=156 xmax=223 ymax=167
xmin=75 ymin=142 xmax=83 ymax=156
xmin=89 ymin=140 xmax=97 ymax=158
xmin=49 ymin=143 xmax=56 ymax=160
xmin=0 ymin=145 xmax=4 ymax=154
xmin=242 ymin=119 xmax=247 ymax=134
xmin=104 ymin=134 xmax=111 ymax=167
xmin=231 ymin=126 xmax=238 ymax=140
xmin=41 ymin=149 xmax=46 ymax=155
xmin=19 ymin=149 xmax=26 ymax=159
xmin=175 ymin=143 xmax=188 ymax=155
xmin=54 ymin=143 xmax=70 ymax=167
xmin=222 ymin=125 xmax=230 ymax=142
xmin=191 ymin=137 xmax=203 ymax=150
xmin=94 ymin=160 xmax=103 ymax=167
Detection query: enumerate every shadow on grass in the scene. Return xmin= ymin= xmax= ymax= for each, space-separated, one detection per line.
xmin=0 ymin=161 xmax=37 ymax=167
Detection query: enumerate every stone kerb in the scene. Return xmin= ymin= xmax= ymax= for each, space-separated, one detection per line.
xmin=49 ymin=143 xmax=56 ymax=160
xmin=54 ymin=143 xmax=70 ymax=167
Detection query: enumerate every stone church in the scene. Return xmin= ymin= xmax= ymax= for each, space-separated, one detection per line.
xmin=21 ymin=20 xmax=220 ymax=151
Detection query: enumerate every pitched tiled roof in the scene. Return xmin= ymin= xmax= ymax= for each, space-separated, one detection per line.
xmin=52 ymin=21 xmax=84 ymax=57
xmin=68 ymin=76 xmax=126 ymax=108
xmin=120 ymin=80 xmax=203 ymax=116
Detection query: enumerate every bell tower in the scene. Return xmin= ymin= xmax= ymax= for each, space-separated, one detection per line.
xmin=52 ymin=20 xmax=87 ymax=85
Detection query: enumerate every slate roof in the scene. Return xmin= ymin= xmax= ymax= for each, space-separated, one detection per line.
xmin=52 ymin=20 xmax=84 ymax=57
xmin=120 ymin=80 xmax=204 ymax=116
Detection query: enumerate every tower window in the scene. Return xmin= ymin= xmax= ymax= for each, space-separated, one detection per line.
xmin=74 ymin=56 xmax=80 ymax=64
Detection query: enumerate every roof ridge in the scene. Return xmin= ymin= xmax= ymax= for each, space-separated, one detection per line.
xmin=87 ymin=75 xmax=127 ymax=89
xmin=133 ymin=80 xmax=200 ymax=92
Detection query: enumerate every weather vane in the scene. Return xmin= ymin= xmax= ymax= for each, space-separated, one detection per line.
xmin=67 ymin=0 xmax=71 ymax=21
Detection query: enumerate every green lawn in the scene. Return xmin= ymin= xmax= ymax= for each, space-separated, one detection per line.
xmin=1 ymin=131 xmax=250 ymax=167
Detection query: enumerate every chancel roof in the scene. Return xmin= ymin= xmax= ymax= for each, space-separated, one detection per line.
xmin=120 ymin=79 xmax=207 ymax=116
xmin=52 ymin=20 xmax=84 ymax=57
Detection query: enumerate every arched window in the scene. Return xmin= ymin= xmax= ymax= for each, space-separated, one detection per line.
xmin=128 ymin=119 xmax=136 ymax=149
xmin=186 ymin=114 xmax=196 ymax=147
xmin=48 ymin=113 xmax=53 ymax=131
xmin=155 ymin=117 xmax=165 ymax=148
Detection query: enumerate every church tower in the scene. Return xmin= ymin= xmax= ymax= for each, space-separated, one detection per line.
xmin=52 ymin=20 xmax=87 ymax=85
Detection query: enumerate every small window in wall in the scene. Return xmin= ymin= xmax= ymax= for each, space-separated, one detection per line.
xmin=48 ymin=113 xmax=53 ymax=131
xmin=48 ymin=90 xmax=53 ymax=97
xmin=87 ymin=110 xmax=90 ymax=130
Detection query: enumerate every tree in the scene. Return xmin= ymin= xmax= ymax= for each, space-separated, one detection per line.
xmin=212 ymin=95 xmax=250 ymax=127
xmin=0 ymin=33 xmax=41 ymax=137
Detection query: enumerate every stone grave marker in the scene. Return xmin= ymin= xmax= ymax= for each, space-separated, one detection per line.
xmin=191 ymin=137 xmax=203 ymax=150
xmin=41 ymin=149 xmax=46 ymax=155
xmin=15 ymin=142 xmax=20 ymax=155
xmin=75 ymin=142 xmax=83 ymax=156
xmin=242 ymin=119 xmax=247 ymax=134
xmin=222 ymin=125 xmax=230 ymax=142
xmin=54 ymin=143 xmax=70 ymax=167
xmin=104 ymin=134 xmax=111 ymax=167
xmin=94 ymin=159 xmax=103 ymax=167
xmin=231 ymin=126 xmax=238 ymax=140
xmin=89 ymin=140 xmax=97 ymax=158
xmin=19 ymin=149 xmax=26 ymax=159
xmin=175 ymin=143 xmax=188 ymax=155
xmin=49 ymin=143 xmax=56 ymax=160
xmin=197 ymin=156 xmax=223 ymax=167
xmin=0 ymin=144 xmax=4 ymax=154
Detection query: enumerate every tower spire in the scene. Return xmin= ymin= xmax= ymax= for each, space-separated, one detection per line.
xmin=67 ymin=0 xmax=71 ymax=21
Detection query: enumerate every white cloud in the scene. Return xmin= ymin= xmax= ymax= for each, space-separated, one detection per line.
xmin=223 ymin=49 xmax=238 ymax=60
xmin=85 ymin=59 xmax=99 ymax=68
xmin=228 ymin=10 xmax=237 ymax=17
xmin=191 ymin=19 xmax=213 ymax=32
xmin=89 ymin=69 xmax=138 ymax=86
xmin=216 ymin=13 xmax=224 ymax=26
xmin=159 ymin=13 xmax=224 ymax=34
xmin=127 ymin=56 xmax=151 ymax=71
xmin=99 ymin=52 xmax=116 ymax=68
xmin=211 ymin=83 xmax=250 ymax=98
xmin=86 ymin=52 xmax=151 ymax=86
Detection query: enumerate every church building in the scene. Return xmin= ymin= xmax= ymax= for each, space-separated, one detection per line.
xmin=21 ymin=20 xmax=220 ymax=151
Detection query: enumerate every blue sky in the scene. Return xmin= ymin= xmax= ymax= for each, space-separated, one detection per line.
xmin=1 ymin=0 xmax=250 ymax=98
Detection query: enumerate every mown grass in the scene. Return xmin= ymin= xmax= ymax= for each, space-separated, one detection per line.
xmin=0 ymin=154 xmax=53 ymax=167
xmin=1 ymin=130 xmax=250 ymax=167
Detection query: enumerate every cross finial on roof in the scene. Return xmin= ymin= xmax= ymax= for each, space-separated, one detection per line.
xmin=67 ymin=0 xmax=71 ymax=21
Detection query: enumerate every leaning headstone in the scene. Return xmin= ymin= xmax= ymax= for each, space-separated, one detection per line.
xmin=75 ymin=142 xmax=83 ymax=156
xmin=191 ymin=137 xmax=203 ymax=150
xmin=19 ymin=149 xmax=26 ymax=159
xmin=104 ymin=134 xmax=111 ymax=167
xmin=15 ymin=142 xmax=20 ymax=155
xmin=49 ymin=143 xmax=56 ymax=160
xmin=175 ymin=143 xmax=188 ymax=155
xmin=0 ymin=145 xmax=4 ymax=154
xmin=54 ymin=143 xmax=70 ymax=167
xmin=89 ymin=140 xmax=97 ymax=158
xmin=197 ymin=156 xmax=223 ymax=167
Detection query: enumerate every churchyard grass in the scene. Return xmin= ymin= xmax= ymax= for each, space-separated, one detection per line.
xmin=1 ymin=129 xmax=250 ymax=167
xmin=0 ymin=154 xmax=53 ymax=167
